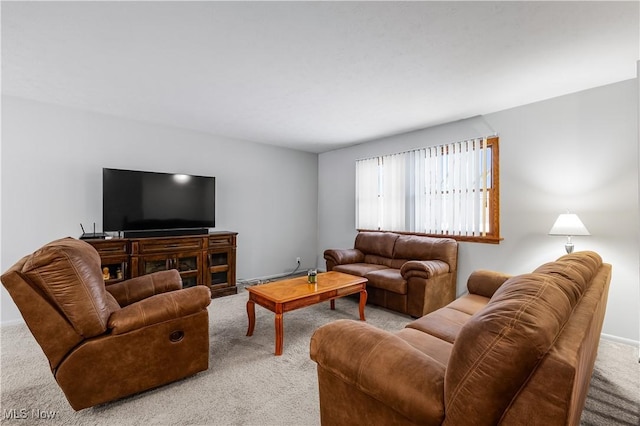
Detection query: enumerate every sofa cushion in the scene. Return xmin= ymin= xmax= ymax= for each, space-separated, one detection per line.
xmin=363 ymin=254 xmax=394 ymax=268
xmin=333 ymin=263 xmax=388 ymax=278
xmin=396 ymin=328 xmax=453 ymax=366
xmin=364 ymin=268 xmax=406 ymax=294
xmin=354 ymin=231 xmax=399 ymax=258
xmin=446 ymin=293 xmax=490 ymax=316
xmin=405 ymin=304 xmax=473 ymax=343
xmin=444 ymin=272 xmax=579 ymax=425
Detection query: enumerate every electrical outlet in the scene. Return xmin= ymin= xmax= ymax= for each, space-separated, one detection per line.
xmin=296 ymin=257 xmax=301 ymax=264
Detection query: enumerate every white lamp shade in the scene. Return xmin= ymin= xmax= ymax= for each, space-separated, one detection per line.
xmin=548 ymin=213 xmax=590 ymax=236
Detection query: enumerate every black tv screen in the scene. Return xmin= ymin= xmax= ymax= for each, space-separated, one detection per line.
xmin=103 ymin=168 xmax=215 ymax=235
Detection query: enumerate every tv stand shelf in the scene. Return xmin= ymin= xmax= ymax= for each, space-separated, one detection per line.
xmin=86 ymin=231 xmax=237 ymax=298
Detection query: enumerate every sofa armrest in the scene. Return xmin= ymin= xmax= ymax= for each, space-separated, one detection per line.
xmin=323 ymin=248 xmax=364 ymax=269
xmin=106 ymin=270 xmax=183 ymax=307
xmin=310 ymin=319 xmax=445 ymax=425
xmin=400 ymin=260 xmax=450 ymax=279
xmin=108 ymin=286 xmax=211 ymax=334
xmin=467 ymin=269 xmax=512 ymax=298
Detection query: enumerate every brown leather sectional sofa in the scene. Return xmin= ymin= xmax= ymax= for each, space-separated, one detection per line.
xmin=324 ymin=231 xmax=458 ymax=317
xmin=311 ymin=251 xmax=612 ymax=425
xmin=1 ymin=237 xmax=211 ymax=410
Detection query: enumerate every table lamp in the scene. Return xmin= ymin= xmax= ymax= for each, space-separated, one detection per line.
xmin=548 ymin=213 xmax=590 ymax=253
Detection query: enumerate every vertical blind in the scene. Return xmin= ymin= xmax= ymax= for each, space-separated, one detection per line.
xmin=355 ymin=157 xmax=379 ymax=230
xmin=355 ymin=137 xmax=493 ymax=237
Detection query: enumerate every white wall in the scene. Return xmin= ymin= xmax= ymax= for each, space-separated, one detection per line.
xmin=1 ymin=96 xmax=319 ymax=324
xmin=318 ymin=79 xmax=640 ymax=344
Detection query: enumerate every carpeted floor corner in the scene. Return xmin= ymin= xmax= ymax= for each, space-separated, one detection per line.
xmin=580 ymin=339 xmax=640 ymax=425
xmin=1 ymin=289 xmax=638 ymax=425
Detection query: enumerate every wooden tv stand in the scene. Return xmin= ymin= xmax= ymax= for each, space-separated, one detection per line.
xmin=85 ymin=231 xmax=237 ymax=298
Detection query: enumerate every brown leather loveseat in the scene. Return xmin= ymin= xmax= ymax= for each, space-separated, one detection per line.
xmin=324 ymin=231 xmax=458 ymax=317
xmin=311 ymin=251 xmax=612 ymax=425
xmin=1 ymin=237 xmax=211 ymax=410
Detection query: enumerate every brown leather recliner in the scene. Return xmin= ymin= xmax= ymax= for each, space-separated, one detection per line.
xmin=1 ymin=237 xmax=211 ymax=410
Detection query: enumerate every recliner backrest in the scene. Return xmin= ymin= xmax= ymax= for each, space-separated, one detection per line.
xmin=20 ymin=237 xmax=118 ymax=338
xmin=2 ymin=255 xmax=84 ymax=371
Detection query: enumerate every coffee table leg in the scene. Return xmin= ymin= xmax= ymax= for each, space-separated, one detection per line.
xmin=330 ymin=299 xmax=335 ymax=310
xmin=275 ymin=311 xmax=284 ymax=356
xmin=246 ymin=300 xmax=255 ymax=336
xmin=359 ymin=289 xmax=367 ymax=321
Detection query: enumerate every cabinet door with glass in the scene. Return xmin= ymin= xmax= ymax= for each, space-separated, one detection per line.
xmin=139 ymin=251 xmax=202 ymax=288
xmin=205 ymin=249 xmax=236 ymax=297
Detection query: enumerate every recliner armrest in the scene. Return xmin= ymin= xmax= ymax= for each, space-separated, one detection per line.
xmin=467 ymin=269 xmax=512 ymax=298
xmin=106 ymin=270 xmax=183 ymax=307
xmin=108 ymin=286 xmax=211 ymax=334
xmin=310 ymin=319 xmax=445 ymax=425
xmin=323 ymin=248 xmax=364 ymax=267
xmin=401 ymin=260 xmax=450 ymax=279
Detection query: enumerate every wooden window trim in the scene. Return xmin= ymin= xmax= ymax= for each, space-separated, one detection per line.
xmin=358 ymin=136 xmax=501 ymax=244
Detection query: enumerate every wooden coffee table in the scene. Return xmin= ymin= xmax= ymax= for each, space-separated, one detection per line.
xmin=245 ymin=271 xmax=367 ymax=355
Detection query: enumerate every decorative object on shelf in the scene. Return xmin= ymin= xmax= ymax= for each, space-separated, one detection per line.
xmin=116 ymin=268 xmax=123 ymax=279
xmin=307 ymin=269 xmax=317 ymax=284
xmin=549 ymin=213 xmax=591 ymax=253
xmin=102 ymin=267 xmax=110 ymax=280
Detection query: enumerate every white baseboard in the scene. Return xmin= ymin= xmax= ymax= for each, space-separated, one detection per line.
xmin=0 ymin=318 xmax=25 ymax=327
xmin=600 ymin=333 xmax=640 ymax=348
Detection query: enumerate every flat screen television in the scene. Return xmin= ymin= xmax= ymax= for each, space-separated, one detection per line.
xmin=103 ymin=168 xmax=215 ymax=237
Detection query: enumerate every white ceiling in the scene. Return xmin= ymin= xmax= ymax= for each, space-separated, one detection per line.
xmin=2 ymin=1 xmax=638 ymax=153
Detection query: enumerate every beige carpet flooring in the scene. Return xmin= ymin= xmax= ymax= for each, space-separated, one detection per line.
xmin=1 ymin=288 xmax=638 ymax=425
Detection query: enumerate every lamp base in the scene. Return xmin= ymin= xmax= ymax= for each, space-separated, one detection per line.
xmin=564 ymin=243 xmax=575 ymax=254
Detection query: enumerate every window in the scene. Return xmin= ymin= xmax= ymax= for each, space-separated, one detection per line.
xmin=355 ymin=136 xmax=500 ymax=243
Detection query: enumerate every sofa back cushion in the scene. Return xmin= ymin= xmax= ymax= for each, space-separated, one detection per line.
xmin=21 ymin=237 xmax=117 ymax=338
xmin=355 ymin=232 xmax=399 ymax=259
xmin=533 ymin=251 xmax=602 ymax=294
xmin=444 ymin=273 xmax=585 ymax=425
xmin=393 ymin=235 xmax=458 ymax=271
